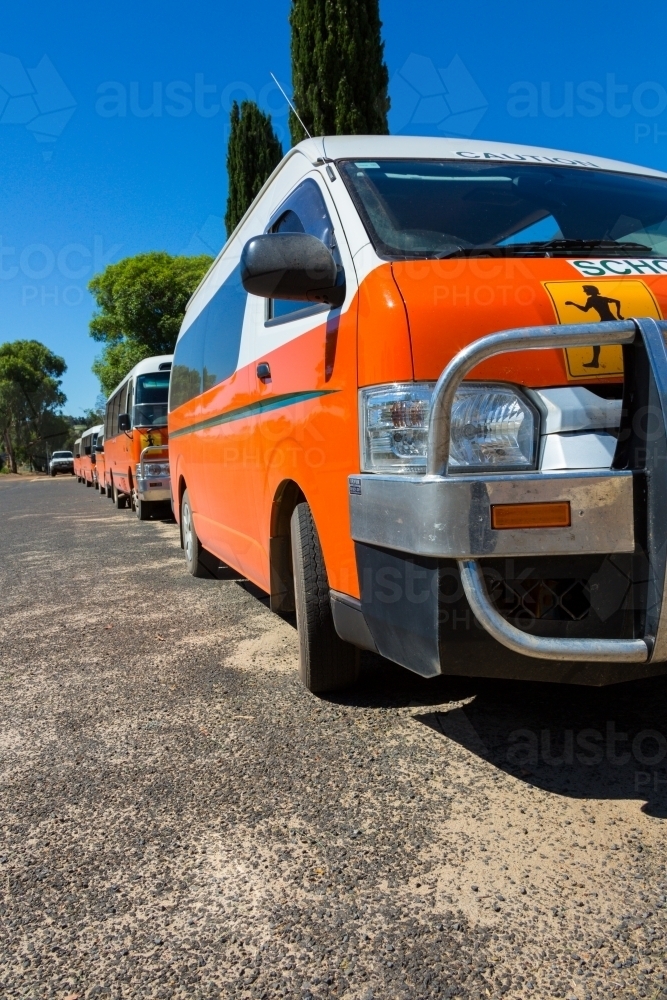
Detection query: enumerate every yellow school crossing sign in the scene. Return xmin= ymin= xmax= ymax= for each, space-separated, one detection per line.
xmin=544 ymin=279 xmax=662 ymax=379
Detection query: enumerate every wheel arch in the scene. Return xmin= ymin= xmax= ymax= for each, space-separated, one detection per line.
xmin=269 ymin=478 xmax=307 ymax=614
xmin=176 ymin=474 xmax=188 ymax=547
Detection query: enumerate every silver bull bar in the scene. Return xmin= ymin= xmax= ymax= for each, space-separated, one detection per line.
xmin=350 ymin=317 xmax=667 ymax=666
xmin=139 ymin=444 xmax=169 ymax=479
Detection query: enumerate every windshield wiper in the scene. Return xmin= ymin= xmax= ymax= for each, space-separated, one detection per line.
xmin=523 ymin=238 xmax=657 ymax=254
xmin=434 ymin=238 xmax=658 ymax=259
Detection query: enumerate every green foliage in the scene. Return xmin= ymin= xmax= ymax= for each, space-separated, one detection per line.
xmin=91 ymin=340 xmax=148 ymax=398
xmin=225 ymin=101 xmax=283 ymax=237
xmin=88 ymin=251 xmax=213 ymax=396
xmin=0 ymin=340 xmax=67 ymax=472
xmin=289 ymin=0 xmax=390 ymax=143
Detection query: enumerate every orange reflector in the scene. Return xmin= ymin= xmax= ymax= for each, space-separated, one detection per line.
xmin=491 ymin=501 xmax=571 ymax=530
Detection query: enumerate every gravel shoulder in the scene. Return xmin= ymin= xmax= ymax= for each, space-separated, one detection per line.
xmin=1 ymin=478 xmax=666 ymax=1000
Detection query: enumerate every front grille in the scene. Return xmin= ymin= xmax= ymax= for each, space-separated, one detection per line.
xmin=488 ymin=576 xmax=591 ymax=624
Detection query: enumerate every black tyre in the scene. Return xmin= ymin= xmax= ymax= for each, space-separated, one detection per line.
xmin=135 ymin=496 xmax=150 ymax=521
xmin=85 ymin=477 xmax=92 ymax=488
xmin=50 ymin=471 xmax=56 ymax=477
xmin=181 ymin=489 xmax=209 ymax=577
xmin=113 ymin=479 xmax=126 ymax=509
xmin=290 ymin=502 xmax=359 ymax=694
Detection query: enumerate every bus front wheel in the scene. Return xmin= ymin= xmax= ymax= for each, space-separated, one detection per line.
xmin=135 ymin=495 xmax=150 ymax=521
xmin=181 ymin=489 xmax=208 ymax=577
xmin=113 ymin=480 xmax=126 ymax=509
xmin=290 ymin=502 xmax=359 ymax=695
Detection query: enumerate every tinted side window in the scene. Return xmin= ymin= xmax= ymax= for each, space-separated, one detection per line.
xmin=117 ymin=385 xmax=128 ymax=431
xmin=268 ymin=178 xmax=339 ymax=321
xmin=109 ymin=392 xmax=119 ymax=438
xmin=126 ymin=381 xmax=135 ymax=428
xmin=170 ymin=264 xmax=248 ymax=410
xmin=202 ymin=266 xmax=247 ymax=392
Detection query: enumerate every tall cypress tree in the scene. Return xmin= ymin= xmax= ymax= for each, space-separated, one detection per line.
xmin=289 ymin=0 xmax=390 ymax=144
xmin=225 ymin=101 xmax=283 ymax=237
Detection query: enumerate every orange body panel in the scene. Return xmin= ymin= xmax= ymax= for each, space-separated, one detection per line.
xmin=79 ymin=453 xmax=95 ymax=485
xmin=73 ymin=454 xmax=81 ymax=478
xmin=170 ymin=298 xmax=360 ymax=597
xmin=104 ymin=426 xmax=168 ymax=497
xmin=357 ymin=264 xmax=413 ymax=386
xmin=95 ymin=450 xmax=106 ymax=491
xmin=391 ymin=258 xmax=666 ymax=385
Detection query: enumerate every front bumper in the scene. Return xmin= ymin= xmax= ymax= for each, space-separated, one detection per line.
xmin=136 ymin=443 xmax=170 ymax=503
xmin=350 ymin=470 xmax=635 ymax=559
xmin=339 ymin=317 xmax=667 ymax=684
xmin=136 ymin=475 xmax=171 ymax=502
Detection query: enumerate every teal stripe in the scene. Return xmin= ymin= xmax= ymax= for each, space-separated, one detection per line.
xmin=169 ymin=388 xmax=339 ymax=440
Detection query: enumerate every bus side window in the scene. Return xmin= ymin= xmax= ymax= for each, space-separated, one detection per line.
xmin=117 ymin=384 xmax=127 ymax=429
xmin=126 ymin=381 xmax=135 ymax=428
xmin=109 ymin=392 xmax=117 ymax=439
xmin=266 ymin=178 xmax=341 ymax=322
xmin=105 ymin=398 xmax=112 ymax=440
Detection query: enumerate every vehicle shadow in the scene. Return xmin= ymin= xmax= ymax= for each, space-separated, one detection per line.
xmin=336 ymin=653 xmax=667 ymax=818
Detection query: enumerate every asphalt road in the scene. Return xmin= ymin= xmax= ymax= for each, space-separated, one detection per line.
xmin=1 ymin=476 xmax=666 ymax=1000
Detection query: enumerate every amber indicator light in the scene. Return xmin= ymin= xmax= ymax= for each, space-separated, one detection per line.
xmin=491 ymin=501 xmax=571 ymax=530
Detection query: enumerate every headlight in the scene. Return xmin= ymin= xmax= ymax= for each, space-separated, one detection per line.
xmin=360 ymin=382 xmax=539 ymax=474
xmin=139 ymin=462 xmax=170 ymax=477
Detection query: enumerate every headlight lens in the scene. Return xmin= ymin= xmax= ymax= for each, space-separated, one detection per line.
xmin=360 ymin=382 xmax=539 ymax=474
xmin=139 ymin=462 xmax=170 ymax=477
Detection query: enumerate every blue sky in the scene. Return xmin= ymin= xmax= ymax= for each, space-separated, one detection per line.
xmin=2 ymin=0 xmax=666 ymax=414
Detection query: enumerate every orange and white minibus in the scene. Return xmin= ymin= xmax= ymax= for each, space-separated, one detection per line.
xmin=73 ymin=438 xmax=82 ymax=481
xmin=93 ymin=428 xmax=106 ymax=494
xmin=169 ymin=136 xmax=667 ymax=693
xmin=103 ymin=355 xmax=172 ymax=519
xmin=79 ymin=424 xmax=103 ymax=488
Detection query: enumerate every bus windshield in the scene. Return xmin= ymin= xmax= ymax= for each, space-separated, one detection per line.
xmin=133 ymin=372 xmax=170 ymax=427
xmin=338 ymin=159 xmax=667 ymax=260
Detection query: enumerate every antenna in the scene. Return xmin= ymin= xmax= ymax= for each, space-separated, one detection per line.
xmin=270 ymin=72 xmax=312 ymax=140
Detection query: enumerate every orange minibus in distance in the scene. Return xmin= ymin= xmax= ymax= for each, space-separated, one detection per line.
xmin=103 ymin=355 xmax=172 ymax=519
xmin=79 ymin=424 xmax=103 ymax=488
xmin=93 ymin=428 xmax=106 ymax=494
xmin=73 ymin=438 xmax=82 ymax=481
xmin=169 ymin=135 xmax=667 ymax=694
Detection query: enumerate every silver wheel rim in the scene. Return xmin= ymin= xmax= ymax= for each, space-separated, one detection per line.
xmin=183 ymin=502 xmax=193 ymax=564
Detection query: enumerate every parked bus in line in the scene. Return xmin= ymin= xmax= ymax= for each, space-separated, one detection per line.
xmin=93 ymin=428 xmax=106 ymax=493
xmin=103 ymin=355 xmax=172 ymax=519
xmin=79 ymin=424 xmax=103 ymax=488
xmin=169 ymin=135 xmax=667 ymax=694
xmin=73 ymin=438 xmax=82 ymax=481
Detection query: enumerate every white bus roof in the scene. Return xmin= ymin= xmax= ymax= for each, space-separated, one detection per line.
xmin=104 ymin=354 xmax=173 ymax=402
xmin=316 ymin=135 xmax=667 ymax=179
xmin=81 ymin=423 xmax=103 ymax=437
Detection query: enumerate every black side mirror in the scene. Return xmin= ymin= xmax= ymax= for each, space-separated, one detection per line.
xmin=95 ymin=444 xmax=104 ymax=453
xmin=118 ymin=413 xmax=131 ymax=432
xmin=240 ymin=232 xmax=345 ymax=308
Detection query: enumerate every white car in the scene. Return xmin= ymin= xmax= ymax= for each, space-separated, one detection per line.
xmin=49 ymin=450 xmax=74 ymax=476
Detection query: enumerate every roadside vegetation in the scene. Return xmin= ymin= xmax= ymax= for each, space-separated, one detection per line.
xmin=0 ymin=341 xmax=70 ymax=473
